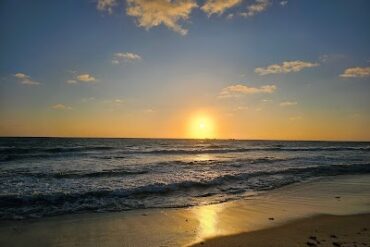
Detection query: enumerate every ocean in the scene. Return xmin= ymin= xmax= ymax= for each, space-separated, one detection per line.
xmin=0 ymin=138 xmax=369 ymax=220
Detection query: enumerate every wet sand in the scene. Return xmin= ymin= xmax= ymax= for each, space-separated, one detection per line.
xmin=1 ymin=175 xmax=370 ymax=246
xmin=191 ymin=214 xmax=370 ymax=247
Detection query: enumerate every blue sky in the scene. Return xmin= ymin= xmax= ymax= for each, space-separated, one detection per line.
xmin=0 ymin=0 xmax=369 ymax=140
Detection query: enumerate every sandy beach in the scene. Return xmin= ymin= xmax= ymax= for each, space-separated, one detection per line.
xmin=191 ymin=214 xmax=370 ymax=247
xmin=0 ymin=174 xmax=370 ymax=246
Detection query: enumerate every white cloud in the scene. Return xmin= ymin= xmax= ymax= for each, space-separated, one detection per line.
xmin=280 ymin=1 xmax=288 ymax=6
xmin=340 ymin=66 xmax=370 ymax=78
xmin=126 ymin=0 xmax=198 ymax=35
xmin=255 ymin=60 xmax=319 ymax=75
xmin=234 ymin=106 xmax=248 ymax=111
xmin=51 ymin=104 xmax=72 ymax=110
xmin=66 ymin=79 xmax=77 ymax=84
xmin=219 ymin=83 xmax=276 ymax=98
xmin=201 ymin=0 xmax=241 ymax=16
xmin=97 ymin=0 xmax=118 ymax=14
xmin=241 ymin=0 xmax=270 ymax=17
xmin=81 ymin=97 xmax=96 ymax=103
xmin=261 ymin=99 xmax=272 ymax=102
xmin=280 ymin=101 xmax=297 ymax=107
xmin=14 ymin=73 xmax=40 ymax=85
xmin=112 ymin=52 xmax=142 ymax=64
xmin=76 ymin=74 xmax=96 ymax=82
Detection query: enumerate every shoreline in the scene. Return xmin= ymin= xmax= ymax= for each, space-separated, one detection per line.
xmin=1 ymin=174 xmax=370 ymax=246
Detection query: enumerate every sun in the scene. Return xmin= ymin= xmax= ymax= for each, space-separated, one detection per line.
xmin=188 ymin=114 xmax=216 ymax=139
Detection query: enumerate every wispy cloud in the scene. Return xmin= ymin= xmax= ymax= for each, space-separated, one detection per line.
xmin=126 ymin=0 xmax=198 ymax=35
xmin=219 ymin=83 xmax=276 ymax=98
xmin=201 ymin=0 xmax=241 ymax=16
xmin=66 ymin=79 xmax=77 ymax=84
xmin=13 ymin=73 xmax=40 ymax=85
xmin=255 ymin=60 xmax=319 ymax=75
xmin=77 ymin=74 xmax=96 ymax=82
xmin=112 ymin=52 xmax=142 ymax=64
xmin=51 ymin=104 xmax=72 ymax=110
xmin=144 ymin=108 xmax=156 ymax=113
xmin=340 ymin=66 xmax=370 ymax=78
xmin=280 ymin=1 xmax=288 ymax=6
xmin=66 ymin=73 xmax=96 ymax=84
xmin=97 ymin=0 xmax=118 ymax=14
xmin=280 ymin=101 xmax=297 ymax=107
xmin=241 ymin=0 xmax=270 ymax=17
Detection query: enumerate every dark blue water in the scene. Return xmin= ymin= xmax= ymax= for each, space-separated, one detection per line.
xmin=0 ymin=138 xmax=369 ymax=220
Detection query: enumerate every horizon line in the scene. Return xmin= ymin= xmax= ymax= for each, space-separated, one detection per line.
xmin=0 ymin=136 xmax=369 ymax=142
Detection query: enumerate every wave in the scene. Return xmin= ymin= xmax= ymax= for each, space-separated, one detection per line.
xmin=135 ymin=146 xmax=370 ymax=155
xmin=0 ymin=168 xmax=148 ymax=179
xmin=0 ymin=146 xmax=116 ymax=162
xmin=0 ymin=146 xmax=115 ymax=154
xmin=1 ymin=163 xmax=369 ymax=219
xmin=1 ymin=144 xmax=369 ymax=162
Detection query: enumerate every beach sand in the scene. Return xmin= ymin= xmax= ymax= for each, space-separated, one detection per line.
xmin=1 ymin=175 xmax=370 ymax=247
xmin=191 ymin=214 xmax=370 ymax=247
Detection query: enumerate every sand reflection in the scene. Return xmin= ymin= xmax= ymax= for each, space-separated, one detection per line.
xmin=193 ymin=204 xmax=224 ymax=240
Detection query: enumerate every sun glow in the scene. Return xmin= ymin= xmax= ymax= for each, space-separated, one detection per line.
xmin=188 ymin=114 xmax=216 ymax=139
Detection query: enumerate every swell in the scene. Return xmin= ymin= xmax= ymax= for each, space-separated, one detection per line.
xmin=1 ymin=163 xmax=369 ymax=218
xmin=141 ymin=146 xmax=370 ymax=155
xmin=0 ymin=168 xmax=148 ymax=179
xmin=1 ymin=145 xmax=369 ymax=162
xmin=0 ymin=156 xmax=296 ymax=179
xmin=0 ymin=146 xmax=115 ymax=155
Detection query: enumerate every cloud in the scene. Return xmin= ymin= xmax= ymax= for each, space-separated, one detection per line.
xmin=201 ymin=0 xmax=241 ymax=16
xmin=280 ymin=1 xmax=288 ymax=6
xmin=13 ymin=73 xmax=40 ymax=85
xmin=280 ymin=101 xmax=297 ymax=107
xmin=66 ymin=79 xmax=77 ymax=84
xmin=126 ymin=0 xmax=198 ymax=35
xmin=144 ymin=108 xmax=156 ymax=113
xmin=76 ymin=74 xmax=96 ymax=82
xmin=219 ymin=83 xmax=276 ymax=98
xmin=241 ymin=0 xmax=270 ymax=17
xmin=234 ymin=106 xmax=248 ymax=111
xmin=255 ymin=60 xmax=319 ymax=75
xmin=112 ymin=52 xmax=142 ymax=64
xmin=339 ymin=66 xmax=370 ymax=78
xmin=51 ymin=104 xmax=72 ymax=110
xmin=97 ymin=0 xmax=118 ymax=14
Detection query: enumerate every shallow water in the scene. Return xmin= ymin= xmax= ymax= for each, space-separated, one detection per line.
xmin=0 ymin=138 xmax=369 ymax=219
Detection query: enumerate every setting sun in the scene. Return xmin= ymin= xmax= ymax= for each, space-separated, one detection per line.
xmin=188 ymin=114 xmax=216 ymax=139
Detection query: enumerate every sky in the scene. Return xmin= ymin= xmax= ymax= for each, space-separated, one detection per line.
xmin=0 ymin=0 xmax=370 ymax=140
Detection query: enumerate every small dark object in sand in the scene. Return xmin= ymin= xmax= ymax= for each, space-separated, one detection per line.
xmin=332 ymin=242 xmax=341 ymax=247
xmin=268 ymin=217 xmax=275 ymax=221
xmin=330 ymin=234 xmax=337 ymax=238
xmin=309 ymin=236 xmax=318 ymax=241
xmin=362 ymin=228 xmax=368 ymax=231
xmin=306 ymin=241 xmax=317 ymax=246
xmin=142 ymin=213 xmax=148 ymax=216
xmin=185 ymin=219 xmax=188 ymax=222
xmin=200 ymin=241 xmax=205 ymax=245
xmin=335 ymin=196 xmax=341 ymax=199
